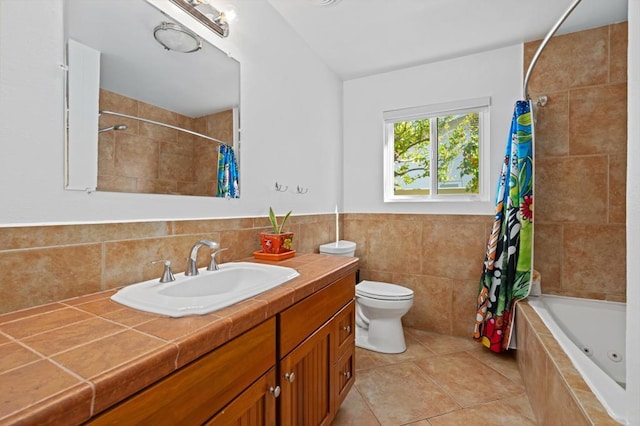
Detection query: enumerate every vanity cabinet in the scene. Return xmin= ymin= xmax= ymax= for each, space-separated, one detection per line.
xmin=88 ymin=271 xmax=355 ymax=426
xmin=88 ymin=319 xmax=276 ymax=425
xmin=278 ymin=273 xmax=356 ymax=425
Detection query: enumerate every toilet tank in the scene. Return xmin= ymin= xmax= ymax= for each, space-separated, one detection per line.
xmin=319 ymin=240 xmax=356 ymax=257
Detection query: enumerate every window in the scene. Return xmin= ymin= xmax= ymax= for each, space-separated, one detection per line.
xmin=383 ymin=97 xmax=490 ymax=202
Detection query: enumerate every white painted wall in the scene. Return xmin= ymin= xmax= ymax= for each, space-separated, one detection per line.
xmin=0 ymin=0 xmax=343 ymax=225
xmin=343 ymin=44 xmax=522 ymax=215
xmin=626 ymin=0 xmax=639 ymax=423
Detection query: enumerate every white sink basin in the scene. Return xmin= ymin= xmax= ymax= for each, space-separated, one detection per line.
xmin=111 ymin=262 xmax=300 ymax=317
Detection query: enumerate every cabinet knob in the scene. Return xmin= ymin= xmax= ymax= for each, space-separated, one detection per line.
xmin=284 ymin=372 xmax=296 ymax=383
xmin=343 ymin=371 xmax=351 ymax=379
xmin=269 ymin=386 xmax=281 ymax=398
xmin=343 ymin=325 xmax=351 ymax=333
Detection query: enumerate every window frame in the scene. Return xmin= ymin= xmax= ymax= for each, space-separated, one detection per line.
xmin=383 ymin=97 xmax=491 ymax=203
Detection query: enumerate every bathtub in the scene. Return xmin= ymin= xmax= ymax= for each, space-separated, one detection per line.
xmin=526 ymin=295 xmax=627 ymax=424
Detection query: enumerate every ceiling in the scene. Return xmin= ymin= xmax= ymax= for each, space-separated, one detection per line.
xmin=267 ymin=0 xmax=628 ymax=80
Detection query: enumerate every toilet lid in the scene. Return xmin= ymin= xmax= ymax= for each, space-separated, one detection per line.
xmin=356 ymin=280 xmax=414 ymax=301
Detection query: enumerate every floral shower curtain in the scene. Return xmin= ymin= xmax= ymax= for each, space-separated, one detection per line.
xmin=473 ymin=100 xmax=534 ymax=353
xmin=216 ymin=144 xmax=239 ymax=198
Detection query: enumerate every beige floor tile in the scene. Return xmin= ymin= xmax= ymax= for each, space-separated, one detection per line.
xmin=405 ymin=328 xmax=479 ymax=355
xmin=332 ymin=387 xmax=380 ymax=426
xmin=356 ymin=333 xmax=436 ymax=371
xmin=465 ymin=346 xmax=523 ymax=386
xmin=355 ymin=362 xmax=460 ymax=425
xmin=338 ymin=328 xmax=534 ymax=426
xmin=414 ymin=351 xmax=524 ymax=408
xmin=427 ymin=393 xmax=536 ymax=426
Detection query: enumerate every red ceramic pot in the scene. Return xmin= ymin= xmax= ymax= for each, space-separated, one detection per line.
xmin=259 ymin=232 xmax=294 ymax=254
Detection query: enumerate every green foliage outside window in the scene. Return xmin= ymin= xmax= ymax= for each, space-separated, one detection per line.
xmin=393 ymin=112 xmax=479 ymax=194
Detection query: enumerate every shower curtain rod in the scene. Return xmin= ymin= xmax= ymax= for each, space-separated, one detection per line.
xmin=99 ymin=110 xmax=230 ymax=146
xmin=523 ymin=0 xmax=582 ymax=100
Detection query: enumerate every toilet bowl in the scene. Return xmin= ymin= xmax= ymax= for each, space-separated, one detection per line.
xmin=319 ymin=240 xmax=414 ymax=354
xmin=355 ymin=280 xmax=413 ymax=354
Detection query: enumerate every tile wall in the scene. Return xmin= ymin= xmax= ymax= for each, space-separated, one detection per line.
xmin=524 ymin=22 xmax=628 ymax=301
xmin=0 ymin=212 xmax=493 ymax=337
xmin=0 ymin=214 xmax=337 ymax=314
xmin=343 ymin=213 xmax=493 ymax=337
xmin=98 ymin=89 xmax=232 ymax=196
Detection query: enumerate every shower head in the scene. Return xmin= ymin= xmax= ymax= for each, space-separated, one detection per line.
xmin=98 ymin=124 xmax=128 ymax=133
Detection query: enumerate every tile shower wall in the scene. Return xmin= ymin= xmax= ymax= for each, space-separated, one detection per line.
xmin=0 ymin=215 xmax=336 ymax=314
xmin=344 ymin=213 xmax=493 ymax=337
xmin=524 ymin=22 xmax=628 ymax=301
xmin=98 ymin=89 xmax=233 ymax=196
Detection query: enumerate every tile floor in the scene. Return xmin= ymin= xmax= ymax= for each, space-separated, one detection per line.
xmin=332 ymin=328 xmax=537 ymax=426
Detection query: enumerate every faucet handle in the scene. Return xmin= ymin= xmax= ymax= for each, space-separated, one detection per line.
xmin=208 ymin=248 xmax=229 ymax=271
xmin=151 ymin=260 xmax=176 ymax=283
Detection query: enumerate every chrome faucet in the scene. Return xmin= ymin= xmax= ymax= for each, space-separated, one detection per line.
xmin=185 ymin=240 xmax=219 ymax=276
xmin=151 ymin=259 xmax=175 ymax=283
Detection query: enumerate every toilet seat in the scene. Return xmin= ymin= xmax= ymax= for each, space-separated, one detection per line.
xmin=356 ymin=280 xmax=414 ymax=301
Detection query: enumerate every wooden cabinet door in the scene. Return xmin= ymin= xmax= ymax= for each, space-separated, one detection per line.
xmin=205 ymin=368 xmax=278 ymax=426
xmin=329 ymin=301 xmax=356 ymax=418
xmin=333 ymin=300 xmax=355 ymax=358
xmin=279 ymin=323 xmax=333 ymax=426
xmin=333 ymin=348 xmax=355 ymax=409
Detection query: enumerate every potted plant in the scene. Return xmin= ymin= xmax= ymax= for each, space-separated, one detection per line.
xmin=260 ymin=207 xmax=294 ymax=254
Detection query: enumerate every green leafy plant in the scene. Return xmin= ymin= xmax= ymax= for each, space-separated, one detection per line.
xmin=268 ymin=207 xmax=292 ymax=234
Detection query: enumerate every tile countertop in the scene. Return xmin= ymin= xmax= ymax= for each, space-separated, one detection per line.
xmin=0 ymin=253 xmax=358 ymax=425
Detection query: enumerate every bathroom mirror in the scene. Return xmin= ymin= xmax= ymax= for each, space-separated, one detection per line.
xmin=64 ymin=0 xmax=240 ymax=197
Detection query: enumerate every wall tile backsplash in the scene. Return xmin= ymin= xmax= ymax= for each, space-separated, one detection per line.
xmin=0 ymin=212 xmax=493 ymax=340
xmin=0 ymin=215 xmax=335 ymax=314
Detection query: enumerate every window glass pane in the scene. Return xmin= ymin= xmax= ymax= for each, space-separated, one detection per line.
xmin=436 ymin=112 xmax=479 ymax=195
xmin=393 ymin=119 xmax=431 ymax=195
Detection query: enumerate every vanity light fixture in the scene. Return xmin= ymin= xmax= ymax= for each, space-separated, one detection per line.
xmin=153 ymin=22 xmax=202 ymax=53
xmin=168 ymin=0 xmax=230 ymax=38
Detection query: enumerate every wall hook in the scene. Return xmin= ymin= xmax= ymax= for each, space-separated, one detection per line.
xmin=296 ymin=186 xmax=308 ymax=194
xmin=536 ymin=95 xmax=548 ymax=107
xmin=275 ymin=182 xmax=288 ymax=192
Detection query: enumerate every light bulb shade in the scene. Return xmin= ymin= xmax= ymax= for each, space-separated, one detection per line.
xmin=153 ymin=22 xmax=202 ymax=53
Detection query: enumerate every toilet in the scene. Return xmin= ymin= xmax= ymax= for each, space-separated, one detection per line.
xmin=319 ymin=241 xmax=414 ymax=354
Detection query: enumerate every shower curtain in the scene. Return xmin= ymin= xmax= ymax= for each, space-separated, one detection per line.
xmin=216 ymin=144 xmax=239 ymax=198
xmin=474 ymin=100 xmax=533 ymax=353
